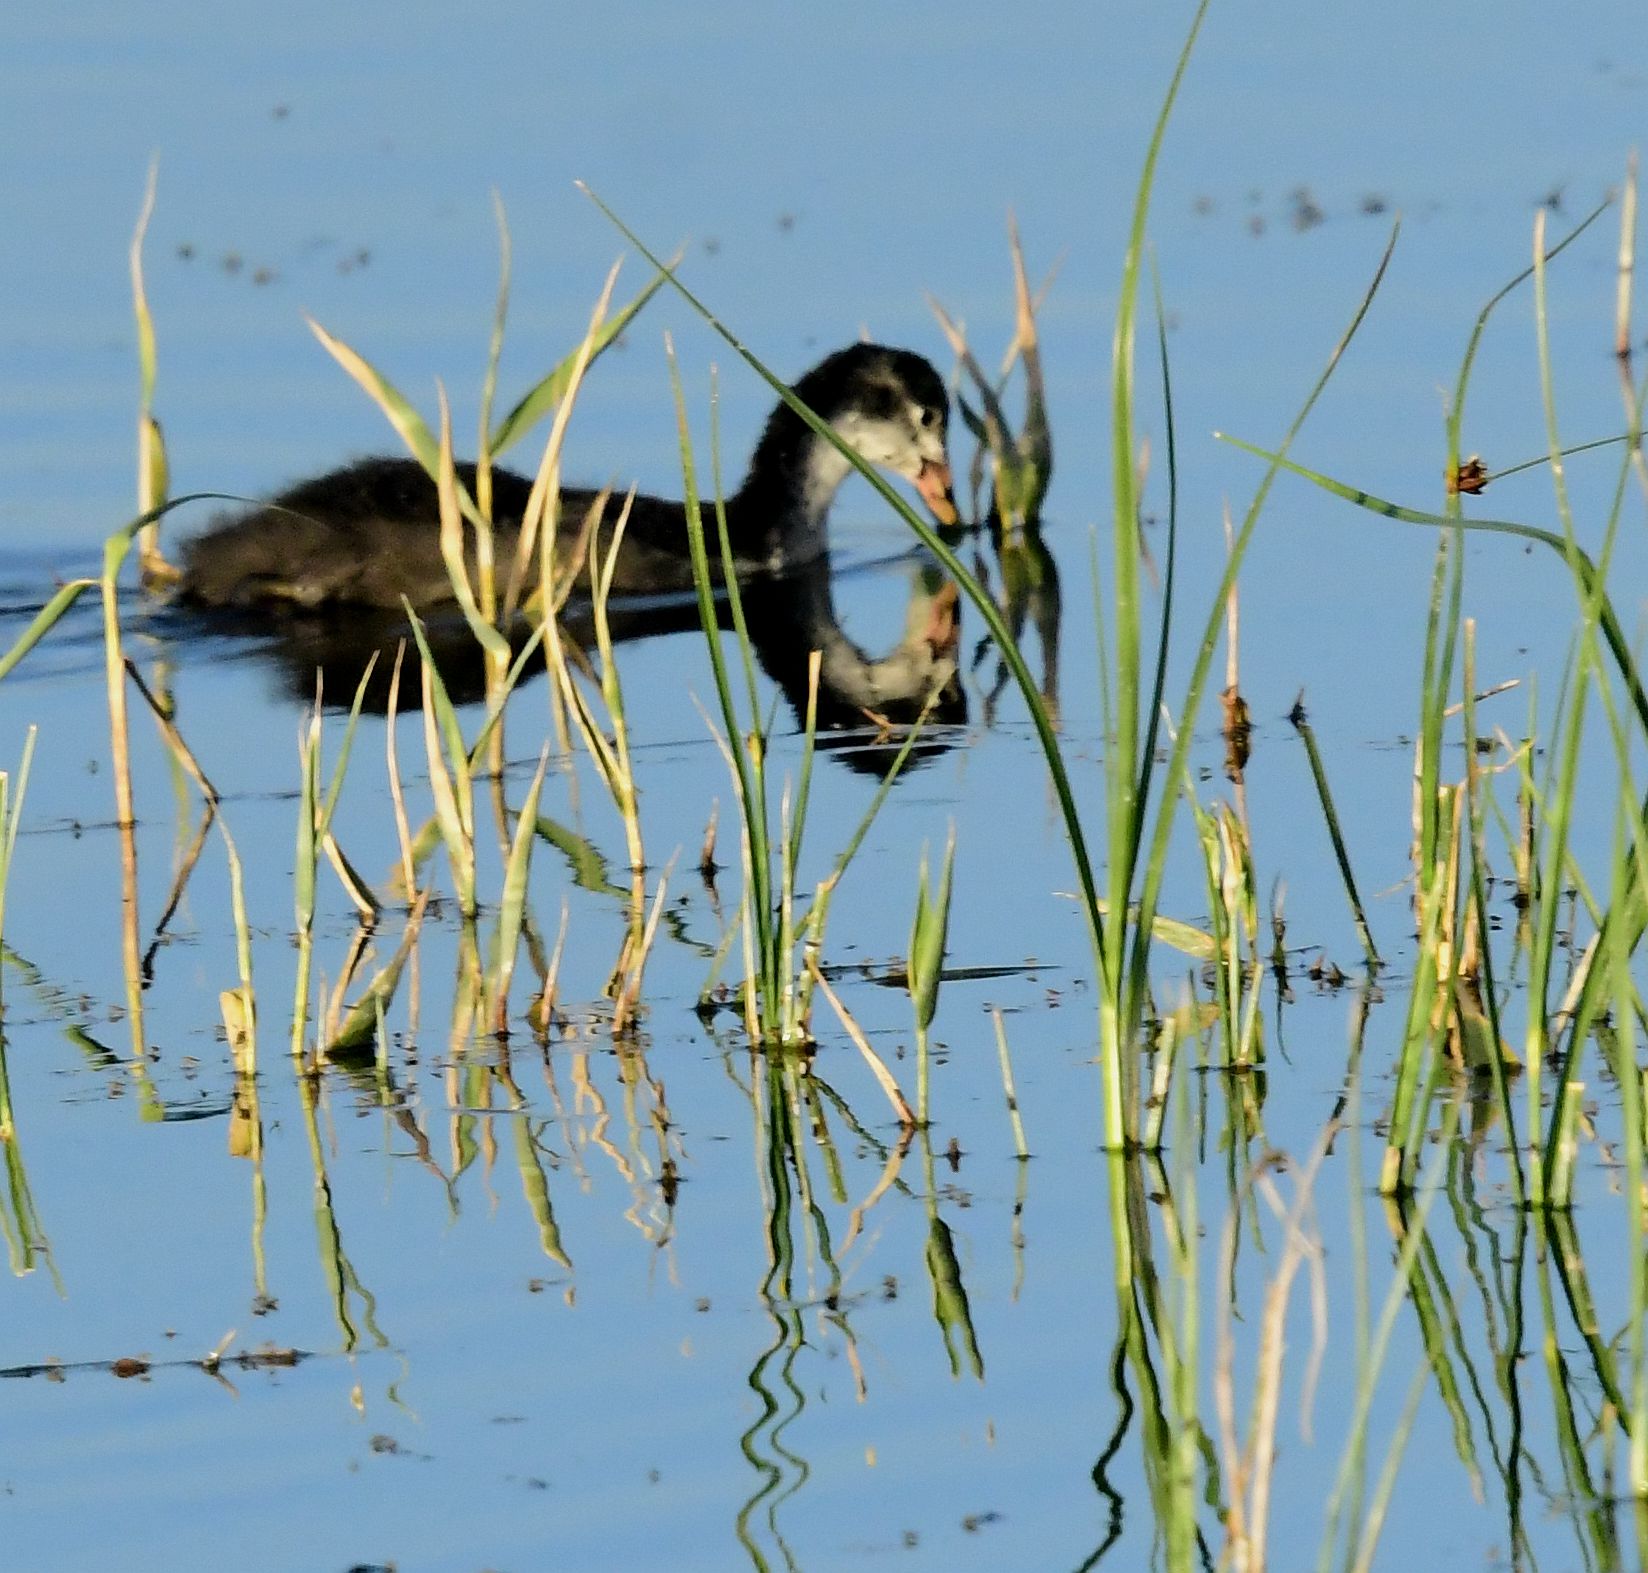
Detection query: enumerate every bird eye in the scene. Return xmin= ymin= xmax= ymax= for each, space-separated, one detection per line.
xmin=917 ymin=406 xmax=939 ymax=430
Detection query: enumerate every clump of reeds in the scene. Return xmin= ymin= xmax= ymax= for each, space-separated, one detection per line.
xmin=661 ymin=342 xmax=944 ymax=1053
xmin=928 ymin=215 xmax=1054 ymax=532
xmin=306 ymin=213 xmax=682 ymax=1041
xmin=1218 ymin=175 xmax=1643 ymax=1216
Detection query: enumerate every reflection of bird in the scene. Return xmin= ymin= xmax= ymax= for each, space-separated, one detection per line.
xmin=169 ymin=553 xmax=967 ymax=775
xmin=739 ymin=562 xmax=963 ymax=741
xmin=175 ymin=345 xmax=957 ymax=609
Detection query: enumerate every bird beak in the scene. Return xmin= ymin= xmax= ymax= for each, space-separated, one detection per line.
xmin=915 ymin=459 xmax=958 ymax=525
xmin=920 ymin=580 xmax=962 ymax=660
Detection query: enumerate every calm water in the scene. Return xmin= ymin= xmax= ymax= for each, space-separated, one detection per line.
xmin=1 ymin=2 xmax=1646 ymax=1569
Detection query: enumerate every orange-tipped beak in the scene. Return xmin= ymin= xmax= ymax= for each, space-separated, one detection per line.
xmin=915 ymin=459 xmax=958 ymax=525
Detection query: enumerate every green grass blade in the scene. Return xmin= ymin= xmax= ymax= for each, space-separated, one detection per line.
xmin=488 ymin=264 xmax=671 ymax=459
xmin=492 ymin=746 xmax=551 ymax=1024
xmin=0 ymin=582 xmax=96 ymax=683
xmin=1288 ymin=697 xmax=1381 ymax=967
xmin=476 ymin=188 xmax=512 ymax=517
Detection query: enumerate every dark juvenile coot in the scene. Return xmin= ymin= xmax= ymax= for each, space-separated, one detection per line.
xmin=176 ymin=344 xmax=957 ymax=610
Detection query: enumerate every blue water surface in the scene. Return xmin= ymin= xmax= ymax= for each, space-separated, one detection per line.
xmin=0 ymin=2 xmax=1645 ymax=1569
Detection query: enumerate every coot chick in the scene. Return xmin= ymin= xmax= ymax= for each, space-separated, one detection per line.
xmin=176 ymin=344 xmax=957 ymax=610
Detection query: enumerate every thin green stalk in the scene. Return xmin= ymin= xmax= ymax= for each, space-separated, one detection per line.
xmin=1318 ymin=1100 xmax=1461 ymax=1571
xmin=667 ymin=341 xmax=779 ymax=1024
xmin=130 ymin=158 xmax=170 ymax=579
xmin=1381 ymin=790 xmax=1456 ymax=1195
xmin=474 ymin=189 xmax=511 ymax=606
xmin=1105 ymin=1 xmax=1216 ymax=1141
xmin=1460 ymin=625 xmax=1523 ymax=1206
xmin=1610 ymin=802 xmax=1648 ymax=1494
xmin=1288 ymin=697 xmax=1380 ymax=967
xmin=1130 ymin=228 xmax=1401 ymax=1122
xmin=490 ymin=747 xmax=551 ymax=1036
xmin=291 ymin=662 xmax=375 ymax=1057
xmin=992 ymin=1008 xmax=1029 ymax=1160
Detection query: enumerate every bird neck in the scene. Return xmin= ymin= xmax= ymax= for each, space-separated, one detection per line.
xmin=728 ymin=405 xmax=853 ymax=563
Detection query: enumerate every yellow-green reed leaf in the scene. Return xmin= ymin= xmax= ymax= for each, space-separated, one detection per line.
xmin=534 ymin=814 xmax=626 ymax=900
xmin=92 ymin=491 xmax=249 ymax=597
xmin=435 ymin=386 xmax=511 ymax=663
xmin=1 ymin=786 xmax=13 ymax=916
xmin=460 ymin=618 xmax=551 ymax=777
xmin=415 ymin=674 xmax=463 ymax=851
xmin=130 ymin=160 xmax=159 ymax=408
xmin=318 ymin=655 xmax=379 ymax=836
xmin=0 ymin=728 xmax=37 ymax=942
xmin=293 ymin=708 xmax=321 ymax=923
xmin=407 ymin=616 xmax=475 ymax=911
xmin=501 ymin=263 xmax=623 ymax=621
xmin=1156 ymin=911 xmax=1219 ymax=962
xmin=328 ymin=889 xmax=432 ymax=1054
xmin=128 ymin=161 xmax=169 ymax=577
xmin=493 ymin=746 xmax=551 ymax=1014
xmin=1091 ymin=897 xmax=1219 ymax=960
xmin=4 ymin=727 xmax=36 ymax=859
xmin=406 ymin=607 xmax=474 ymax=833
xmin=477 ymin=188 xmax=511 ymax=495
xmin=908 ymin=829 xmax=957 ymax=1032
xmin=0 ymin=581 xmax=95 ymax=683
xmin=308 ymin=318 xmax=501 ymax=541
xmin=307 ymin=316 xmax=441 ymax=475
xmin=323 ymin=833 xmax=379 ymax=921
xmin=509 ymin=1114 xmax=572 ymax=1271
xmin=809 ymin=958 xmax=915 ymax=1126
xmin=925 ymin=1213 xmax=984 ymax=1379
xmin=487 ymin=263 xmax=671 ymax=459
xmin=138 ymin=414 xmax=169 ymax=522
xmin=221 ymin=987 xmax=256 ymax=1077
xmin=786 ymin=648 xmax=820 ymax=877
